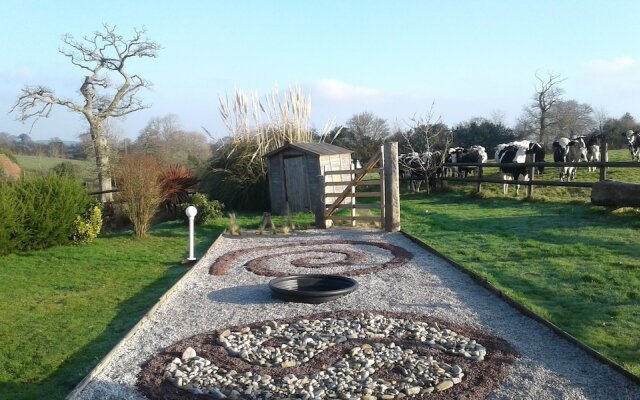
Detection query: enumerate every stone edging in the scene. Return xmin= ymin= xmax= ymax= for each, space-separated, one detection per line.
xmin=65 ymin=233 xmax=226 ymax=400
xmin=400 ymin=231 xmax=640 ymax=386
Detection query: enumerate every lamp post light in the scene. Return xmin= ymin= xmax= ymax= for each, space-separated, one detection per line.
xmin=185 ymin=206 xmax=198 ymax=261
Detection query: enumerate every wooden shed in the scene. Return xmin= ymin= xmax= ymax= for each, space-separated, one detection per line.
xmin=265 ymin=143 xmax=354 ymax=216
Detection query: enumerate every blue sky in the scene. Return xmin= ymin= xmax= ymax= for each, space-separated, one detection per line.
xmin=1 ymin=0 xmax=639 ymax=141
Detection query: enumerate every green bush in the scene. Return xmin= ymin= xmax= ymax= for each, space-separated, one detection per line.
xmin=199 ymin=140 xmax=270 ymax=212
xmin=51 ymin=161 xmax=82 ymax=179
xmin=72 ymin=203 xmax=103 ymax=243
xmin=179 ymin=193 xmax=224 ymax=225
xmin=0 ymin=175 xmax=93 ymax=255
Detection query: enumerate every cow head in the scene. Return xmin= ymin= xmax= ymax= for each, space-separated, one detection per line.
xmin=568 ymin=137 xmax=588 ymax=161
xmin=526 ymin=142 xmax=545 ymax=173
xmin=552 ymin=140 xmax=568 ymax=162
xmin=624 ymin=130 xmax=637 ymax=146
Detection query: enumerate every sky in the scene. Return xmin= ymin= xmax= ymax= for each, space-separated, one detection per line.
xmin=1 ymin=0 xmax=640 ymax=142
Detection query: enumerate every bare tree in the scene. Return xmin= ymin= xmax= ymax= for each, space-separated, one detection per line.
xmin=135 ymin=114 xmax=211 ymax=167
xmin=549 ymin=100 xmax=596 ymax=138
xmin=10 ymin=24 xmax=160 ymax=201
xmin=526 ymin=71 xmax=566 ymax=146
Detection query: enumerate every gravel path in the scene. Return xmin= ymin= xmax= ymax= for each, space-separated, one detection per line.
xmin=73 ymin=230 xmax=640 ymax=400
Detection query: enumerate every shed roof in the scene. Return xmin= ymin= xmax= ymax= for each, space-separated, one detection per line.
xmin=264 ymin=142 xmax=353 ymax=158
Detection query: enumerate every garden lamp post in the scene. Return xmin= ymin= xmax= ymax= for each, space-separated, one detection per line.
xmin=185 ymin=206 xmax=197 ymax=261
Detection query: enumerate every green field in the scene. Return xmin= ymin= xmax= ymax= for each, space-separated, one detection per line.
xmin=401 ymin=192 xmax=640 ymax=376
xmin=15 ymin=155 xmax=96 ymax=182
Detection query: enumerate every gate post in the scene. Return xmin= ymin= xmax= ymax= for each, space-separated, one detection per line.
xmin=384 ymin=142 xmax=401 ymax=232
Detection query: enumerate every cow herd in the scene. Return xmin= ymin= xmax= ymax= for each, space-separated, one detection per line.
xmin=397 ymin=130 xmax=640 ymax=195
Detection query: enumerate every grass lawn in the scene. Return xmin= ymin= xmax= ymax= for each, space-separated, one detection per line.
xmin=15 ymin=155 xmax=95 ymax=178
xmin=401 ymin=192 xmax=640 ymax=377
xmin=0 ymin=211 xmax=315 ymax=400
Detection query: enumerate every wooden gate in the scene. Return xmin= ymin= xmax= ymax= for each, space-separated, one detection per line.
xmin=321 ymin=142 xmax=401 ymax=231
xmin=323 ymin=150 xmax=384 ymax=227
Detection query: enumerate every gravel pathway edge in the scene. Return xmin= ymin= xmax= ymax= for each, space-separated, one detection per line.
xmin=65 ymin=234 xmax=225 ymax=400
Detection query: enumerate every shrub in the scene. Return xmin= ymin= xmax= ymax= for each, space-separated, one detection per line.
xmin=115 ymin=154 xmax=163 ymax=238
xmin=51 ymin=161 xmax=82 ymax=179
xmin=200 ymin=140 xmax=270 ymax=212
xmin=0 ymin=175 xmax=93 ymax=255
xmin=159 ymin=164 xmax=198 ymax=218
xmin=0 ymin=184 xmax=23 ymax=254
xmin=178 ymin=193 xmax=224 ymax=225
xmin=0 ymin=147 xmax=18 ymax=164
xmin=72 ymin=203 xmax=103 ymax=243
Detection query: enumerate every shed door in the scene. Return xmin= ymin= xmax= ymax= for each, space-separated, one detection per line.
xmin=283 ymin=156 xmax=307 ymax=212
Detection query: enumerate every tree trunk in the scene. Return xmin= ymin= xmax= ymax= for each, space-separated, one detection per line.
xmin=539 ymin=112 xmax=546 ymax=146
xmin=90 ymin=121 xmax=114 ymax=202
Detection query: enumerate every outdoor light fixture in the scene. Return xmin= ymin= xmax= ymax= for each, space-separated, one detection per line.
xmin=185 ymin=206 xmax=197 ymax=261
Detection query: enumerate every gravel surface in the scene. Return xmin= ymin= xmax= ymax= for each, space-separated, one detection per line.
xmin=73 ymin=230 xmax=640 ymax=400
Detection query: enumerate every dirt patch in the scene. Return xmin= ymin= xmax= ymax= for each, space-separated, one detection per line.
xmin=137 ymin=310 xmax=517 ymax=400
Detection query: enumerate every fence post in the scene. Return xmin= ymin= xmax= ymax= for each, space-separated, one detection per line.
xmin=476 ymin=166 xmax=483 ymax=193
xmin=316 ymin=169 xmax=331 ymax=229
xmin=384 ymin=142 xmax=400 ymax=232
xmin=527 ymin=163 xmax=534 ymax=199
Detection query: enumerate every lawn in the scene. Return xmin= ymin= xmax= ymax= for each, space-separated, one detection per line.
xmin=401 ymin=192 xmax=640 ymax=377
xmin=0 ymin=210 xmax=316 ymax=400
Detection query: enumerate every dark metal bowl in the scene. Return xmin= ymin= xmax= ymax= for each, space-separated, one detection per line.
xmin=268 ymin=274 xmax=358 ymax=303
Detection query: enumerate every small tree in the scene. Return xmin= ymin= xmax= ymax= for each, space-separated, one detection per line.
xmin=524 ymin=71 xmax=566 ymax=147
xmin=11 ymin=24 xmax=160 ymax=202
xmin=115 ymin=154 xmax=162 ymax=238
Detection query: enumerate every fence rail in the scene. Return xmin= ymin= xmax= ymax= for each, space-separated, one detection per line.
xmin=400 ymin=159 xmax=639 ymax=198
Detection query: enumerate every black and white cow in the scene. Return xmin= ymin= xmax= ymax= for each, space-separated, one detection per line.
xmin=444 ymin=147 xmax=464 ymax=177
xmin=495 ymin=140 xmax=545 ymax=173
xmin=449 ymin=145 xmax=487 ymax=178
xmin=553 ymin=137 xmax=587 ymax=181
xmin=399 ymin=152 xmax=421 ymax=192
xmin=497 ymin=144 xmax=528 ymax=195
xmin=623 ymin=130 xmax=640 ymax=161
xmin=584 ymin=133 xmax=603 ymax=171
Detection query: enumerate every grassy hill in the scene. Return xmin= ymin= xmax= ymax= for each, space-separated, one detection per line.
xmin=14 ymin=155 xmax=96 ymax=185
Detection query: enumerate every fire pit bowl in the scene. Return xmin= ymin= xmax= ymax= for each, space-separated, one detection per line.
xmin=268 ymin=274 xmax=358 ymax=303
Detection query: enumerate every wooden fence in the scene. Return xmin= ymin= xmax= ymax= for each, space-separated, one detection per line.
xmin=402 ymin=160 xmax=639 ymax=199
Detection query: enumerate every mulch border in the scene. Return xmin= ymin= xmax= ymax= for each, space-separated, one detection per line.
xmin=210 ymin=239 xmax=414 ymax=277
xmin=136 ymin=310 xmax=518 ymax=400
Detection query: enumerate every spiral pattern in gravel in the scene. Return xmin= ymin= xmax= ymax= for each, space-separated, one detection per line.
xmin=137 ymin=311 xmax=517 ymax=400
xmin=209 ymin=240 xmax=414 ymax=277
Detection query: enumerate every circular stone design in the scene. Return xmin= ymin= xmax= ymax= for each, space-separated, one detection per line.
xmin=269 ymin=274 xmax=358 ymax=303
xmin=137 ymin=311 xmax=518 ymax=400
xmin=209 ymin=240 xmax=414 ymax=277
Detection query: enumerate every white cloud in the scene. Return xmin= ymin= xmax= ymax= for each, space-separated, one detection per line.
xmin=587 ymin=56 xmax=636 ymax=72
xmin=312 ymin=79 xmax=380 ymax=101
xmin=581 ymin=56 xmax=640 ymax=93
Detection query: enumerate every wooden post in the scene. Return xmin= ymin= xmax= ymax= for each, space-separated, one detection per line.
xmin=527 ymin=164 xmax=534 ymax=199
xmin=600 ymin=139 xmax=608 ymax=181
xmin=316 ymin=170 xmax=331 ymax=228
xmin=379 ymin=145 xmax=385 ymax=228
xmin=384 ymin=142 xmax=400 ymax=232
xmin=476 ymin=166 xmax=483 ymax=193
xmin=350 ymin=162 xmax=356 ymax=227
